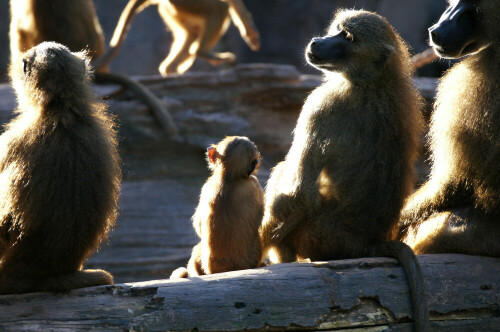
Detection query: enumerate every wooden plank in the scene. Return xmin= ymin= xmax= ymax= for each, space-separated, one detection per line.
xmin=0 ymin=254 xmax=497 ymax=331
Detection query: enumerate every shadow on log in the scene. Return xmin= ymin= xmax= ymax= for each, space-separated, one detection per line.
xmin=0 ymin=254 xmax=498 ymax=331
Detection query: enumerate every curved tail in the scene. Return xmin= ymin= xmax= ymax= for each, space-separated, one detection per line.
xmin=370 ymin=241 xmax=430 ymax=332
xmin=170 ymin=267 xmax=189 ymax=279
xmin=41 ymin=269 xmax=114 ymax=292
xmin=92 ymin=0 xmax=150 ymax=71
xmin=94 ymin=71 xmax=177 ymax=137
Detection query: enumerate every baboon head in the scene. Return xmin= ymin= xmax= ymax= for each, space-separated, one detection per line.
xmin=11 ymin=42 xmax=92 ymax=110
xmin=207 ymin=136 xmax=261 ymax=178
xmin=429 ymin=0 xmax=499 ymax=59
xmin=306 ymin=10 xmax=407 ymax=79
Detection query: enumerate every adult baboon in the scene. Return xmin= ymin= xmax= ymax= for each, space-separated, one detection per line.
xmin=399 ymin=0 xmax=500 ymax=257
xmin=259 ymin=10 xmax=428 ymax=331
xmin=0 ymin=42 xmax=121 ymax=294
xmin=94 ymin=0 xmax=260 ymax=76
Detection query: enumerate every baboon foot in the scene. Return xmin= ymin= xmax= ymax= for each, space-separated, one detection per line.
xmin=198 ymin=51 xmax=236 ymax=66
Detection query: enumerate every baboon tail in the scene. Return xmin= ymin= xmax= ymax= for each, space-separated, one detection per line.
xmin=170 ymin=267 xmax=189 ymax=279
xmin=92 ymin=0 xmax=150 ymax=70
xmin=94 ymin=72 xmax=177 ymax=137
xmin=41 ymin=269 xmax=114 ymax=292
xmin=370 ymin=241 xmax=430 ymax=332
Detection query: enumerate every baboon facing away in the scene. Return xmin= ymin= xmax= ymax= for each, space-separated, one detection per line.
xmin=10 ymin=0 xmax=177 ymax=136
xmin=259 ymin=10 xmax=428 ymax=331
xmin=398 ymin=0 xmax=500 ymax=257
xmin=171 ymin=136 xmax=263 ymax=279
xmin=0 ymin=42 xmax=121 ymax=294
xmin=95 ymin=0 xmax=260 ymax=76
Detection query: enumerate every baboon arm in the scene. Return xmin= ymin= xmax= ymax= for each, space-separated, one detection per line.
xmin=264 ymin=135 xmax=324 ymax=244
xmin=287 ymin=134 xmax=325 ymax=203
xmin=187 ymin=244 xmax=204 ymax=276
xmin=400 ymin=178 xmax=470 ymax=233
xmin=224 ymin=0 xmax=260 ymax=51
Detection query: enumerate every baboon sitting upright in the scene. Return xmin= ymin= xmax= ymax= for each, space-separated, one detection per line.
xmin=259 ymin=10 xmax=428 ymax=331
xmin=398 ymin=0 xmax=500 ymax=257
xmin=0 ymin=42 xmax=121 ymax=294
xmin=171 ymin=136 xmax=263 ymax=278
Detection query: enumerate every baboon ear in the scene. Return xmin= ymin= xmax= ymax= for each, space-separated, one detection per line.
xmin=376 ymin=44 xmax=396 ymax=66
xmin=207 ymin=147 xmax=219 ymax=164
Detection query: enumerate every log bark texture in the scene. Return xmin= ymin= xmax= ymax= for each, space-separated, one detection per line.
xmin=0 ymin=254 xmax=498 ymax=331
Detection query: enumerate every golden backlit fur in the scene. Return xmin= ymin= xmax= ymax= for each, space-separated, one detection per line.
xmin=10 ymin=0 xmax=105 ymax=69
xmin=98 ymin=0 xmax=260 ymax=76
xmin=260 ymin=10 xmax=423 ymax=263
xmin=257 ymin=12 xmax=429 ymax=330
xmin=399 ymin=0 xmax=500 ymax=256
xmin=0 ymin=42 xmax=121 ymax=294
xmin=171 ymin=136 xmax=263 ymax=278
xmin=9 ymin=0 xmax=177 ymax=136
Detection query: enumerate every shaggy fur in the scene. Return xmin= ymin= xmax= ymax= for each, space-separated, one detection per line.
xmin=0 ymin=42 xmax=121 ymax=294
xmin=260 ymin=10 xmax=423 ymax=262
xmin=399 ymin=0 xmax=500 ymax=257
xmin=171 ymin=136 xmax=263 ymax=278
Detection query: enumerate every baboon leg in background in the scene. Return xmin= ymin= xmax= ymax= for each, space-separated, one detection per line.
xmin=158 ymin=6 xmax=200 ymax=75
xmin=225 ymin=0 xmax=260 ymax=51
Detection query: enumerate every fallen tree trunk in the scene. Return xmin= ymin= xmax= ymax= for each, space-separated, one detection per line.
xmin=0 ymin=254 xmax=498 ymax=331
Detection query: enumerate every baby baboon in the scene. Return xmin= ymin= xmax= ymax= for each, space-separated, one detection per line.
xmin=0 ymin=42 xmax=121 ymax=294
xmin=398 ymin=0 xmax=500 ymax=257
xmin=259 ymin=10 xmax=428 ymax=331
xmin=96 ymin=0 xmax=260 ymax=76
xmin=9 ymin=0 xmax=176 ymax=136
xmin=170 ymin=136 xmax=263 ymax=278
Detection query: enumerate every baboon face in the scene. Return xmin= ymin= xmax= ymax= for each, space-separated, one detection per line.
xmin=306 ymin=10 xmax=397 ymax=75
xmin=429 ymin=0 xmax=483 ymax=58
xmin=12 ymin=42 xmax=90 ymax=107
xmin=207 ymin=136 xmax=260 ymax=177
xmin=429 ymin=0 xmax=500 ymax=59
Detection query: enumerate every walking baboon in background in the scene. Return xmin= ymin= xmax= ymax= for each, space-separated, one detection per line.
xmin=0 ymin=42 xmax=121 ymax=294
xmin=259 ymin=10 xmax=428 ymax=331
xmin=171 ymin=136 xmax=263 ymax=279
xmin=398 ymin=0 xmax=500 ymax=257
xmin=10 ymin=0 xmax=176 ymax=136
xmin=95 ymin=0 xmax=260 ymax=76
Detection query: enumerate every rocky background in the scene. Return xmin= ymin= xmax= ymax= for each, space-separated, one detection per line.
xmin=0 ymin=0 xmax=448 ymax=80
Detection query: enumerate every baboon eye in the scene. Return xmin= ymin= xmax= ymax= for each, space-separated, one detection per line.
xmin=22 ymin=58 xmax=28 ymax=74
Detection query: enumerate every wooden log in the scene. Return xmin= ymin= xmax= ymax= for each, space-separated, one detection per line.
xmin=0 ymin=254 xmax=498 ymax=331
